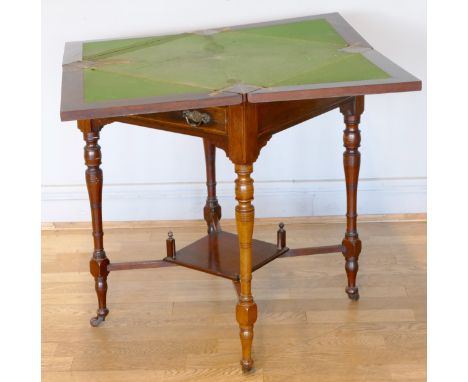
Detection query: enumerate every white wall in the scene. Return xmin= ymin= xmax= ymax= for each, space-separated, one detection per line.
xmin=42 ymin=0 xmax=426 ymax=222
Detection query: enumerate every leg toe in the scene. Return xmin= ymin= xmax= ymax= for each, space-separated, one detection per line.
xmin=89 ymin=315 xmax=105 ymax=327
xmin=241 ymin=359 xmax=254 ymax=373
xmin=346 ymin=287 xmax=360 ymax=301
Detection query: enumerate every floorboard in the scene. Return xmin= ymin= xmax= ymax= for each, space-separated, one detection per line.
xmin=42 ymin=217 xmax=426 ymax=381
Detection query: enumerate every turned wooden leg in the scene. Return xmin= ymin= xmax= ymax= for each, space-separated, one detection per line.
xmin=78 ymin=120 xmax=110 ymax=326
xmin=340 ymin=96 xmax=364 ymax=301
xmin=203 ymin=139 xmax=222 ymax=233
xmin=234 ymin=164 xmax=257 ymax=372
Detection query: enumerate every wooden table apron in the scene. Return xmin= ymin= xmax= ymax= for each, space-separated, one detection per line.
xmin=61 ymin=13 xmax=421 ymax=373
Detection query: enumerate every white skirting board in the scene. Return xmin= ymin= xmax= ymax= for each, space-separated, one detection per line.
xmin=41 ymin=177 xmax=426 ymax=222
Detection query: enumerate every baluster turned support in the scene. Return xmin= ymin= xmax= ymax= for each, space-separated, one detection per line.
xmin=339 ymin=96 xmax=364 ymax=301
xmin=78 ymin=119 xmax=110 ymax=326
xmin=203 ymin=139 xmax=222 ymax=233
xmin=234 ymin=164 xmax=257 ymax=372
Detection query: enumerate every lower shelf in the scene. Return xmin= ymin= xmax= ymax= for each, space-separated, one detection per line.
xmin=164 ymin=231 xmax=289 ymax=280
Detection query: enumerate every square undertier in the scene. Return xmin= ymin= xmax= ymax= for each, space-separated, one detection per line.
xmin=164 ymin=231 xmax=289 ymax=280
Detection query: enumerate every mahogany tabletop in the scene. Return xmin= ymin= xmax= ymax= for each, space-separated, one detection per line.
xmin=60 ymin=12 xmax=421 ymax=121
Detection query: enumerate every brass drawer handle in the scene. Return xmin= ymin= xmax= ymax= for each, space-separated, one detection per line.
xmin=182 ymin=110 xmax=211 ymax=127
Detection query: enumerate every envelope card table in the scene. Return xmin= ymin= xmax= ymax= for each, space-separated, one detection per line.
xmin=60 ymin=12 xmax=421 ymax=371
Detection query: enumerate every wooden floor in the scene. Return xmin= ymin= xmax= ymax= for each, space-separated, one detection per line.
xmin=42 ymin=216 xmax=426 ymax=382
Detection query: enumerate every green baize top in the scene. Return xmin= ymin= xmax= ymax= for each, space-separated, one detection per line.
xmin=82 ymin=18 xmax=389 ymax=102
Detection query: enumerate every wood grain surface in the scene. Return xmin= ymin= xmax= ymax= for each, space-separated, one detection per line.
xmin=42 ymin=217 xmax=426 ymax=381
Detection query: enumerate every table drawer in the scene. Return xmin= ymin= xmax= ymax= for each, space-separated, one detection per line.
xmin=134 ymin=107 xmax=227 ymax=136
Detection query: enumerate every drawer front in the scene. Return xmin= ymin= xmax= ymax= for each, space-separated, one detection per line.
xmin=136 ymin=107 xmax=227 ymax=135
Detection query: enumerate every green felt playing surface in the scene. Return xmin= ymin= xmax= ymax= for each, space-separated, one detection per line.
xmin=82 ymin=18 xmax=390 ymax=103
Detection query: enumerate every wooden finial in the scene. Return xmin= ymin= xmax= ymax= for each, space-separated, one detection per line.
xmin=277 ymin=222 xmax=286 ymax=249
xmin=166 ymin=231 xmax=176 ymax=259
